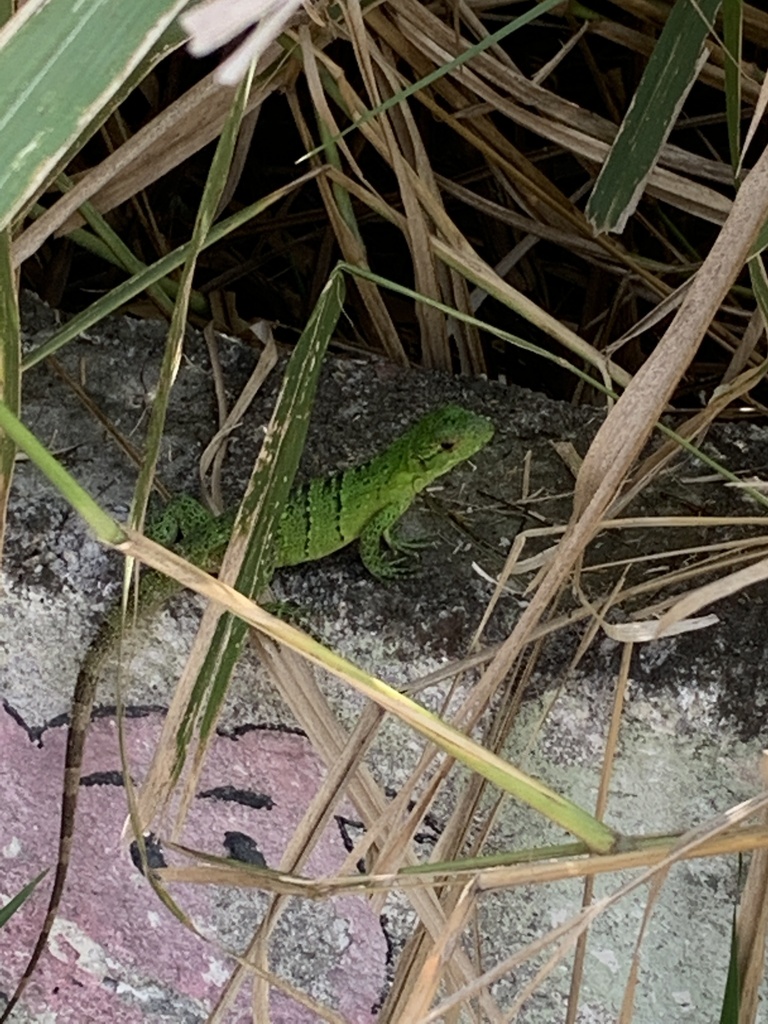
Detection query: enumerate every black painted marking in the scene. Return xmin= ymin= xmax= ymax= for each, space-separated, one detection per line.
xmin=81 ymin=771 xmax=124 ymax=787
xmin=335 ymin=814 xmax=368 ymax=874
xmin=224 ymin=831 xmax=267 ymax=867
xmin=130 ymin=833 xmax=166 ymax=873
xmin=223 ymin=721 xmax=307 ymax=740
xmin=371 ymin=912 xmax=398 ymax=1015
xmin=198 ymin=785 xmax=274 ymax=810
xmin=3 ymin=700 xmax=43 ymax=744
xmin=93 ymin=704 xmax=167 ymax=721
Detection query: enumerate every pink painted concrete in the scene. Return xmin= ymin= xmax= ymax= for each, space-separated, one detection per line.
xmin=0 ymin=708 xmax=387 ymax=1022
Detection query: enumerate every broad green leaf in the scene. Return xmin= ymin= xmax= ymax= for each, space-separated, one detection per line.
xmin=586 ymin=0 xmax=723 ymax=233
xmin=0 ymin=0 xmax=188 ymax=232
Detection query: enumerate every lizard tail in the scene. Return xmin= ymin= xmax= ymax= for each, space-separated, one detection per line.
xmin=1 ymin=655 xmax=99 ymax=1022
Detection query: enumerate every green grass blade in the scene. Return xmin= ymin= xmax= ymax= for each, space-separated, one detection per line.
xmin=0 ymin=0 xmax=187 ymax=231
xmin=0 ymin=399 xmax=123 ymax=544
xmin=299 ymin=0 xmax=562 ymax=162
xmin=586 ymin=0 xmax=723 ymax=233
xmin=722 ymin=0 xmax=743 ymax=173
xmin=21 ymin=168 xmax=322 ymax=371
xmin=0 ymin=872 xmax=49 ymax=929
xmin=0 ymin=0 xmax=16 ymax=549
xmin=0 ymin=228 xmax=19 ymax=537
xmin=167 ymin=268 xmax=346 ymax=789
xmin=54 ymin=174 xmax=177 ymax=318
xmin=129 ymin=61 xmax=257 ymax=536
xmin=719 ymin=908 xmax=740 ymax=1022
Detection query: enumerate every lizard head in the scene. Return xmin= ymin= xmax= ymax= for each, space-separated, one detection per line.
xmin=400 ymin=404 xmax=494 ymax=488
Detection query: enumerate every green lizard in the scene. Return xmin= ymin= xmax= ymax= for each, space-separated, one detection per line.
xmin=1 ymin=403 xmax=493 ymax=1020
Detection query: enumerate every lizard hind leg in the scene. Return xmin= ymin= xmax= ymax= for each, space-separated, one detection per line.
xmin=383 ymin=528 xmax=434 ymax=554
xmin=358 ymin=499 xmax=419 ymax=579
xmin=147 ymin=494 xmax=212 ymax=547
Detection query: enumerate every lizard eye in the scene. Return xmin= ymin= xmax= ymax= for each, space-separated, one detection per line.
xmin=440 ymin=440 xmax=456 ymax=451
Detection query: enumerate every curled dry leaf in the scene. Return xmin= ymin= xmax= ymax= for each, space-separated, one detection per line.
xmin=656 ymin=557 xmax=768 ymax=638
xmin=603 ymin=614 xmax=719 ymax=643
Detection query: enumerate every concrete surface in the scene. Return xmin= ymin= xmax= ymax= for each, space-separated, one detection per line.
xmin=1 ymin=292 xmax=768 ymax=1022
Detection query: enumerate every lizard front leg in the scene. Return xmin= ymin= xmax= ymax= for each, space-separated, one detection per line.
xmin=357 ymin=497 xmax=421 ymax=578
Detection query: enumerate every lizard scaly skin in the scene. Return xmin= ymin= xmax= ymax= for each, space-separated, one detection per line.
xmin=1 ymin=404 xmax=492 ymax=1019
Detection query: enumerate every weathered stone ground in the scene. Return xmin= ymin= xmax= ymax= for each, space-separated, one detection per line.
xmin=2 ymin=292 xmax=767 ymax=1022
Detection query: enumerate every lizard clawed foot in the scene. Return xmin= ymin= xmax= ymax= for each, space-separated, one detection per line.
xmin=374 ymin=554 xmax=420 ymax=579
xmin=388 ymin=534 xmax=435 ymax=553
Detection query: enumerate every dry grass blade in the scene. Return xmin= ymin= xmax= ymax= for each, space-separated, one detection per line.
xmin=252 ymin=638 xmax=507 ymax=1021
xmin=610 ymin=358 xmax=768 ymax=516
xmin=199 ymin=325 xmax=279 ymax=511
xmin=376 ymin=0 xmax=732 ymax=226
xmin=739 ymin=26 xmax=768 ymax=168
xmin=323 ymin=167 xmax=633 ymax=385
xmin=657 ymin=555 xmax=768 ymax=639
xmin=566 ymin=641 xmax=633 ymax=1022
xmin=577 ymin=144 xmax=768 ymax=518
xmin=617 ymin=867 xmax=670 ymax=1023
xmin=345 ymin=3 xmax=457 ymax=371
xmin=398 ymin=882 xmax=478 ymax=1022
xmin=735 ymin=753 xmax=768 ymax=1023
xmin=420 ymin=794 xmax=768 ymax=1022
xmin=379 ymin=742 xmax=508 ymax=1018
xmin=13 ymin=57 xmax=296 ymax=265
xmin=295 ymin=33 xmax=407 ymax=362
xmin=0 ymin=235 xmax=19 ymax=556
xmin=603 ymin=614 xmax=719 ymax=642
